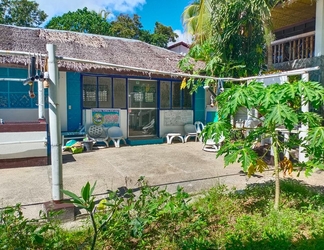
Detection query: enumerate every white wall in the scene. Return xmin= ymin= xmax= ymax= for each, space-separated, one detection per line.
xmin=261 ymin=75 xmax=288 ymax=86
xmin=169 ymin=45 xmax=189 ymax=55
xmin=83 ymin=109 xmax=194 ymax=138
xmin=83 ymin=109 xmax=127 ymax=137
xmin=159 ymin=110 xmax=193 ymax=136
xmin=0 ymin=131 xmax=47 ymax=159
xmin=234 ymin=76 xmax=288 ymax=123
xmin=0 ymin=109 xmax=45 ymax=122
xmin=0 ymin=71 xmax=67 ymax=125
xmin=315 ymin=0 xmax=324 ymax=56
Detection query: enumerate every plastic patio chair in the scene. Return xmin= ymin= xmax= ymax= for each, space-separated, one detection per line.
xmin=87 ymin=125 xmax=109 ymax=147
xmin=184 ymin=124 xmax=198 ymax=142
xmin=202 ymin=132 xmax=225 ymax=152
xmin=194 ymin=121 xmax=205 ymax=142
xmin=108 ymin=126 xmax=127 ymax=148
xmin=142 ymin=119 xmax=155 ymax=134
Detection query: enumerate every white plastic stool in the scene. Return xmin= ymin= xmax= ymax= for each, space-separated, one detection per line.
xmin=166 ymin=133 xmax=184 ymax=144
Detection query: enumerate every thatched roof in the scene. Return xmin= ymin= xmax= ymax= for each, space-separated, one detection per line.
xmin=271 ymin=0 xmax=315 ymax=31
xmin=0 ymin=25 xmax=199 ymax=78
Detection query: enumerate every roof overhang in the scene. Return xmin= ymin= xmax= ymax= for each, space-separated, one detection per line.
xmin=271 ymin=0 xmax=316 ymax=31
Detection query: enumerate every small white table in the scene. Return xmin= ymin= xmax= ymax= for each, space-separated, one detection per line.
xmin=166 ymin=133 xmax=184 ymax=144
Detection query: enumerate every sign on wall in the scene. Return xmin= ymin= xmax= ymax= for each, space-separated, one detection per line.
xmin=92 ymin=108 xmax=120 ymax=127
xmin=163 ymin=110 xmax=193 ymax=126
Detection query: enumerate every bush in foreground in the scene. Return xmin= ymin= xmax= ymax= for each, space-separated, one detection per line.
xmin=1 ymin=178 xmax=324 ymax=249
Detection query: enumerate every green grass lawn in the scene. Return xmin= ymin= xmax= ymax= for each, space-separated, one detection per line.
xmin=1 ymin=178 xmax=324 ymax=249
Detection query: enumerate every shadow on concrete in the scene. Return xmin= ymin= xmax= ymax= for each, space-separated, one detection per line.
xmin=62 ymin=153 xmax=76 ymax=163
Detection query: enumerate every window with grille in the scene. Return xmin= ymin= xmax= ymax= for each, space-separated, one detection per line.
xmin=82 ymin=75 xmax=126 ymax=108
xmin=160 ymin=80 xmax=192 ymax=109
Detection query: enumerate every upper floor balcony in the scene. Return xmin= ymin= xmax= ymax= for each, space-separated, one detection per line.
xmin=271 ymin=31 xmax=315 ymax=64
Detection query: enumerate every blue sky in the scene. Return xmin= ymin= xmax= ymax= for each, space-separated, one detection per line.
xmin=37 ymin=0 xmax=193 ymax=44
xmin=135 ymin=0 xmax=192 ymax=32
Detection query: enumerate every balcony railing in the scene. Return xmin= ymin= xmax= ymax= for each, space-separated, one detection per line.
xmin=271 ymin=31 xmax=315 ymax=64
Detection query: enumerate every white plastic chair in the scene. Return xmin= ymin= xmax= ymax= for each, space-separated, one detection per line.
xmin=194 ymin=121 xmax=205 ymax=142
xmin=87 ymin=125 xmax=109 ymax=147
xmin=108 ymin=126 xmax=127 ymax=148
xmin=202 ymin=133 xmax=225 ymax=152
xmin=142 ymin=119 xmax=155 ymax=134
xmin=184 ymin=124 xmax=198 ymax=142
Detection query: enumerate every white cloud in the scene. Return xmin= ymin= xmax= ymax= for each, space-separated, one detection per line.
xmin=36 ymin=0 xmax=146 ymax=22
xmin=168 ymin=29 xmax=193 ymax=46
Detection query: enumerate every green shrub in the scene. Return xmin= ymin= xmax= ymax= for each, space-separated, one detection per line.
xmin=2 ymin=178 xmax=324 ymax=249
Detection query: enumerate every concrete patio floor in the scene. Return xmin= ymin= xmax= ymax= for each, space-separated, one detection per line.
xmin=1 ymin=141 xmax=323 ymax=219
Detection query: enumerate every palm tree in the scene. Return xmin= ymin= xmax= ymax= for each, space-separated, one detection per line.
xmin=98 ymin=9 xmax=110 ymax=20
xmin=182 ymin=0 xmax=281 ymax=71
xmin=181 ymin=0 xmax=212 ymax=44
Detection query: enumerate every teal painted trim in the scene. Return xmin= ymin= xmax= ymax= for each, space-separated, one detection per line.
xmin=206 ymin=111 xmax=218 ymax=123
xmin=194 ymin=86 xmax=206 ymax=123
xmin=126 ymin=138 xmax=164 ymax=146
xmin=66 ymin=72 xmax=82 ymax=131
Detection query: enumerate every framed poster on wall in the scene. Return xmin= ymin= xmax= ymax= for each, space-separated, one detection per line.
xmin=92 ymin=108 xmax=120 ymax=127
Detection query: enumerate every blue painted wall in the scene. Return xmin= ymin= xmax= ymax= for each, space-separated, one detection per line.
xmin=1 ymin=68 xmax=206 ymax=133
xmin=194 ymin=86 xmax=205 ymax=123
xmin=66 ymin=72 xmax=82 ymax=131
xmin=0 ymin=67 xmax=48 ymax=109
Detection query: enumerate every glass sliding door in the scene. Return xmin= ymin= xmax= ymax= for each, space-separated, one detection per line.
xmin=128 ymin=79 xmax=157 ymax=137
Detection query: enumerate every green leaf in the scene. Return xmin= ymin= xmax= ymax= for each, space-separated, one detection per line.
xmin=302 ymin=127 xmax=324 ymax=164
xmin=282 ymin=82 xmax=297 ymax=100
xmin=62 ymin=189 xmax=84 ymax=205
xmin=202 ymin=120 xmax=231 ymax=144
xmin=224 ymin=150 xmax=239 ymax=166
xmin=296 ymin=80 xmax=324 ymax=108
xmin=299 ymin=112 xmax=323 ymax=128
xmin=263 ymin=103 xmax=298 ymax=130
xmin=244 ymin=126 xmax=269 ymax=145
xmin=258 ymin=84 xmax=281 ymax=109
xmin=306 ymin=127 xmax=324 ymax=149
xmin=90 ymin=181 xmax=97 ymax=197
xmin=81 ymin=182 xmax=90 ymax=202
xmin=238 ymin=147 xmax=258 ymax=172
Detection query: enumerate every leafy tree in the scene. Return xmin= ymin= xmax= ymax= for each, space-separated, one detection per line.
xmin=45 ymin=8 xmax=177 ymax=49
xmin=203 ymin=80 xmax=324 ymax=210
xmin=110 ymin=14 xmax=142 ymax=39
xmin=180 ymin=0 xmax=281 ymax=81
xmin=45 ymin=7 xmax=111 ymax=35
xmin=0 ymin=0 xmax=47 ymax=27
xmin=111 ymin=15 xmax=178 ymax=48
xmin=141 ymin=22 xmax=178 ymax=48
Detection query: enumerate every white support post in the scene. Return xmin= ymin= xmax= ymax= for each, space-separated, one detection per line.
xmin=47 ymin=44 xmax=63 ymax=201
xmin=315 ymin=0 xmax=324 ymax=56
xmin=37 ymin=80 xmax=45 ymax=119
xmin=247 ymin=109 xmax=253 ymax=120
xmin=299 ymin=73 xmax=309 ymax=163
xmin=283 ymin=131 xmax=290 ymax=159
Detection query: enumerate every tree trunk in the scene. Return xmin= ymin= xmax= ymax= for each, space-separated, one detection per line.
xmin=273 ymin=133 xmax=280 ymax=210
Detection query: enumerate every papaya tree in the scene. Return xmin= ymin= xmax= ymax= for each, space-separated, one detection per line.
xmin=203 ymin=79 xmax=324 ymax=210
